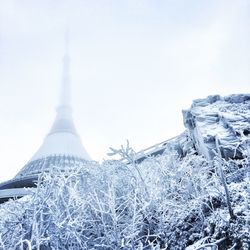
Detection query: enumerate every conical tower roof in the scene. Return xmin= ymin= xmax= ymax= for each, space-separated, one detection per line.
xmin=15 ymin=36 xmax=91 ymax=179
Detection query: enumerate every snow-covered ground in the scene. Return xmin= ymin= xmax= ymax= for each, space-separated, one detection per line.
xmin=0 ymin=94 xmax=250 ymax=249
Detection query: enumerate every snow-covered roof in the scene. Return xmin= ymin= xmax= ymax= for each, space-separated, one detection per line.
xmin=183 ymin=94 xmax=250 ymax=160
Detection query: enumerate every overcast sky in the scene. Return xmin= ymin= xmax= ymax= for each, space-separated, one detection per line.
xmin=0 ymin=0 xmax=249 ymax=182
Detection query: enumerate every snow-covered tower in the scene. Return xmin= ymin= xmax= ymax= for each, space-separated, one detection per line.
xmin=0 ymin=37 xmax=91 ymax=203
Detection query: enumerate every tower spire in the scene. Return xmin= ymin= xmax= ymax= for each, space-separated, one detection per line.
xmin=21 ymin=31 xmax=91 ymax=163
xmin=60 ymin=30 xmax=71 ymax=107
xmin=48 ymin=31 xmax=76 ymax=135
xmin=3 ymin=31 xmax=91 ymax=193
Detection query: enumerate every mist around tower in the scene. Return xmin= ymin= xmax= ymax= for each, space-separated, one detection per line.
xmin=0 ymin=1 xmax=250 ymax=249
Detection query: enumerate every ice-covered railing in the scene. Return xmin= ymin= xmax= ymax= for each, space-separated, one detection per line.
xmin=119 ymin=135 xmax=180 ymax=164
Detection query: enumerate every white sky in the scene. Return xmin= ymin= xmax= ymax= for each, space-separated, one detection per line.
xmin=0 ymin=0 xmax=249 ymax=182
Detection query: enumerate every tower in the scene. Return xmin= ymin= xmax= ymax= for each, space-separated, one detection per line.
xmin=0 ymin=38 xmax=91 ymax=203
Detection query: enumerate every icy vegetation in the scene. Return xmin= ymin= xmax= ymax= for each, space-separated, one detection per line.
xmin=0 ymin=94 xmax=250 ymax=249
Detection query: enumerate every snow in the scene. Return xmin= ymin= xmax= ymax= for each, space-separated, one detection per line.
xmin=183 ymin=94 xmax=250 ymax=160
xmin=1 ymin=94 xmax=250 ymax=249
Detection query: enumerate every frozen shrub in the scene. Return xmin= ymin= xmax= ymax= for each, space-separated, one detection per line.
xmin=0 ymin=142 xmax=249 ymax=249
